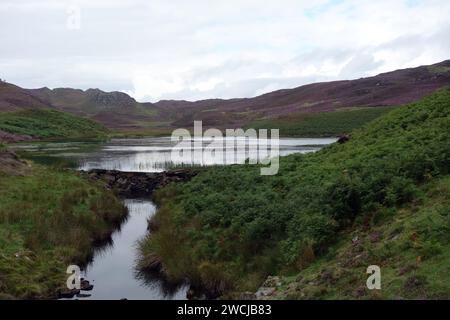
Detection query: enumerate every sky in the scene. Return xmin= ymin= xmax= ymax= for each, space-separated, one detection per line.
xmin=1 ymin=0 xmax=449 ymax=102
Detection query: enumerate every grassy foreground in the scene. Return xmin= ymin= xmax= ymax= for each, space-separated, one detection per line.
xmin=0 ymin=157 xmax=126 ymax=299
xmin=138 ymin=87 xmax=450 ymax=299
xmin=0 ymin=108 xmax=108 ymax=140
xmin=269 ymin=175 xmax=450 ymax=299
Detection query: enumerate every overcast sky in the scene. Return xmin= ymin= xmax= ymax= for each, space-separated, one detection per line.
xmin=1 ymin=0 xmax=449 ymax=102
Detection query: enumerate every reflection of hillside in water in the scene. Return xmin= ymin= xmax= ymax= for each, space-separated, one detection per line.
xmin=75 ymin=137 xmax=337 ymax=172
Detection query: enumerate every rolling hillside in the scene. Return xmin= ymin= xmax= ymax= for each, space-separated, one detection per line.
xmin=0 ymin=109 xmax=108 ymax=140
xmin=0 ymin=60 xmax=449 ymax=134
xmin=0 ymin=81 xmax=51 ymax=112
xmin=152 ymin=59 xmax=450 ymax=128
xmin=137 ymin=87 xmax=450 ymax=299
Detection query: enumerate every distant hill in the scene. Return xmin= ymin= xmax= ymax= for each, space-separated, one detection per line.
xmin=0 ymin=82 xmax=51 ymax=111
xmin=28 ymin=87 xmax=160 ymax=129
xmin=0 ymin=60 xmax=449 ymax=131
xmin=152 ymin=59 xmax=450 ymax=128
xmin=0 ymin=109 xmax=107 ymax=140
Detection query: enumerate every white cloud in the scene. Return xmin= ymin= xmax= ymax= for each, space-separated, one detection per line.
xmin=0 ymin=0 xmax=449 ymax=102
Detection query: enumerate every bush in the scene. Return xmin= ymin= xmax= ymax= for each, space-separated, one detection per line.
xmin=139 ymin=87 xmax=450 ymax=294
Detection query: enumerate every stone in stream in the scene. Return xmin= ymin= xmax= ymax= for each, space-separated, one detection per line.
xmin=80 ymin=279 xmax=94 ymax=291
xmin=81 ymin=168 xmax=199 ymax=197
xmin=58 ymin=288 xmax=81 ymax=299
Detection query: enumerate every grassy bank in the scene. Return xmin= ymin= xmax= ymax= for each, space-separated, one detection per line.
xmin=250 ymin=107 xmax=394 ymax=137
xmin=0 ymin=109 xmax=108 ymax=140
xmin=0 ymin=155 xmax=126 ymax=299
xmin=138 ymin=87 xmax=450 ymax=298
xmin=269 ymin=175 xmax=450 ymax=299
xmin=109 ymin=107 xmax=393 ymax=139
xmin=108 ymin=127 xmax=174 ymax=139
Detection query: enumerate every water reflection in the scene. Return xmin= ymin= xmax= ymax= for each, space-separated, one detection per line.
xmin=16 ymin=136 xmax=337 ymax=172
xmin=81 ymin=199 xmax=188 ymax=300
xmin=15 ymin=136 xmax=337 ymax=299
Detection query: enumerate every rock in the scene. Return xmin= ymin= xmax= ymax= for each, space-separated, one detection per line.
xmin=116 ymin=177 xmax=128 ymax=186
xmin=76 ymin=293 xmax=92 ymax=298
xmin=81 ymin=169 xmax=198 ymax=197
xmin=337 ymin=135 xmax=350 ymax=144
xmin=319 ymin=270 xmax=336 ymax=285
xmin=186 ymin=286 xmax=209 ymax=300
xmin=186 ymin=289 xmax=195 ymax=300
xmin=80 ymin=280 xmax=94 ymax=291
xmin=255 ymin=287 xmax=276 ymax=298
xmin=239 ymin=292 xmax=256 ymax=300
xmin=101 ymin=174 xmax=116 ymax=184
xmin=262 ymin=276 xmax=282 ymax=287
xmin=58 ymin=288 xmax=81 ymax=299
xmin=404 ymin=275 xmax=428 ymax=291
xmin=286 ymin=282 xmax=300 ymax=293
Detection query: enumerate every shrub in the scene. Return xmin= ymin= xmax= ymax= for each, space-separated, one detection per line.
xmin=139 ymin=87 xmax=450 ymax=294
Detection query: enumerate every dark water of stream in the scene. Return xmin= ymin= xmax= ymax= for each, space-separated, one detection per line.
xmin=14 ymin=136 xmax=336 ymax=300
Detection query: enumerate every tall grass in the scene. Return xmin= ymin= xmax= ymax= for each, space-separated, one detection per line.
xmin=0 ymin=165 xmax=126 ymax=299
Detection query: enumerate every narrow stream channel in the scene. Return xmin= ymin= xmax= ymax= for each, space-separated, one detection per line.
xmin=82 ymin=199 xmax=188 ymax=300
xmin=14 ymin=136 xmax=336 ymax=299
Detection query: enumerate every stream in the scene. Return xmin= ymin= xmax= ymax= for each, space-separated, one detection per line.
xmin=14 ymin=136 xmax=337 ymax=299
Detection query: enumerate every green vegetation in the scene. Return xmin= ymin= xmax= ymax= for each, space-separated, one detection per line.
xmin=250 ymin=107 xmax=394 ymax=136
xmin=271 ymin=176 xmax=450 ymax=299
xmin=428 ymin=65 xmax=450 ymax=75
xmin=0 ymin=109 xmax=108 ymax=139
xmin=108 ymin=127 xmax=175 ymax=138
xmin=107 ymin=106 xmax=395 ymax=139
xmin=0 ymin=161 xmax=126 ymax=299
xmin=138 ymin=87 xmax=450 ymax=298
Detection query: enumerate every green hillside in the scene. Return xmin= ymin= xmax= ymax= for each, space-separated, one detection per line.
xmin=250 ymin=107 xmax=395 ymax=137
xmin=138 ymin=87 xmax=450 ymax=299
xmin=0 ymin=109 xmax=108 ymax=139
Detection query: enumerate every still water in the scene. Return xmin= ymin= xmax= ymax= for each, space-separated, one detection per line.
xmin=15 ymin=136 xmax=336 ymax=300
xmin=15 ymin=136 xmax=337 ymax=172
xmin=83 ymin=199 xmax=189 ymax=300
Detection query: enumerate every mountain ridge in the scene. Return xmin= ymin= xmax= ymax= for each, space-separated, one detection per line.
xmin=1 ymin=59 xmax=449 ymax=129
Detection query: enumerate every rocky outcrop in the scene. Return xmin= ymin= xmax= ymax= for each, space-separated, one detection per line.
xmin=337 ymin=135 xmax=350 ymax=144
xmin=82 ymin=168 xmax=198 ymax=197
xmin=255 ymin=276 xmax=283 ymax=300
